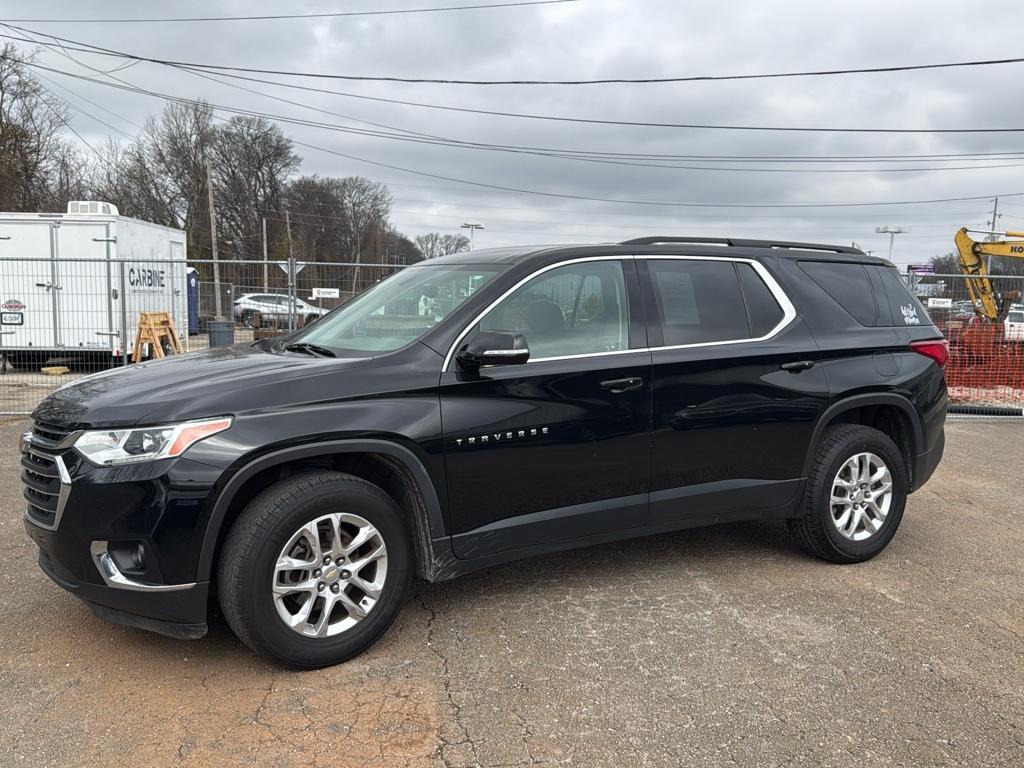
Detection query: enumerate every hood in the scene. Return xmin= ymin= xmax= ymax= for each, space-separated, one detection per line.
xmin=33 ymin=344 xmax=374 ymax=428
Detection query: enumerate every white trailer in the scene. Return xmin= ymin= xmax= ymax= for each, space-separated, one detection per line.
xmin=0 ymin=202 xmax=188 ymax=366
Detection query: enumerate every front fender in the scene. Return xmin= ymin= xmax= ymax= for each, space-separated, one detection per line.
xmin=194 ymin=439 xmax=450 ymax=583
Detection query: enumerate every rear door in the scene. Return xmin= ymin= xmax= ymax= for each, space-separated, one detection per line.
xmin=440 ymin=257 xmax=653 ymax=558
xmin=639 ymin=256 xmax=830 ymax=526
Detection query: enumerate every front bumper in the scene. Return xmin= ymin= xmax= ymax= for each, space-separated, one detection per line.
xmin=26 ymin=517 xmax=210 ymax=638
xmin=20 ymin=425 xmax=223 ymax=638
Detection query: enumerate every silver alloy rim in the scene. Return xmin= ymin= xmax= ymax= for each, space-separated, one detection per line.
xmin=829 ymin=452 xmax=893 ymax=541
xmin=272 ymin=512 xmax=388 ymax=638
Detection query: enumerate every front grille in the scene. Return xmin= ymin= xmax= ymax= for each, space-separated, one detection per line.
xmin=21 ymin=421 xmax=74 ymax=529
xmin=31 ymin=422 xmax=74 ymax=448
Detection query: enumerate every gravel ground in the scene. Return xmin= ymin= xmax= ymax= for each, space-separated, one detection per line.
xmin=0 ymin=416 xmax=1021 ymax=768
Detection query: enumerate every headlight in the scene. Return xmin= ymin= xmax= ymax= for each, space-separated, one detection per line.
xmin=74 ymin=417 xmax=232 ymax=466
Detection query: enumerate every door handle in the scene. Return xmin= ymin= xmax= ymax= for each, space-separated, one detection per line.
xmin=780 ymin=360 xmax=816 ymax=372
xmin=600 ymin=376 xmax=644 ymax=393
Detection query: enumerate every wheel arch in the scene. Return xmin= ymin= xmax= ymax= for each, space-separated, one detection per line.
xmin=805 ymin=393 xmax=923 ymax=484
xmin=197 ymin=439 xmax=449 ymax=585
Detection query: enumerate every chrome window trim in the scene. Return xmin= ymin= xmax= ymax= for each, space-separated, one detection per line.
xmin=441 ymin=255 xmax=631 ymax=371
xmin=642 ymin=255 xmax=797 ymax=351
xmin=441 ymin=253 xmax=797 ymax=372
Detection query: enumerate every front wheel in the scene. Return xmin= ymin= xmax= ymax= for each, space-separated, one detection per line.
xmin=217 ymin=471 xmax=413 ymax=668
xmin=787 ymin=424 xmax=907 ymax=563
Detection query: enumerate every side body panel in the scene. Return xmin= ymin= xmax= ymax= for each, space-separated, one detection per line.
xmin=771 ymin=258 xmax=948 ymax=487
xmin=639 ymin=255 xmax=830 ymax=525
xmin=440 ymin=350 xmax=653 ymax=557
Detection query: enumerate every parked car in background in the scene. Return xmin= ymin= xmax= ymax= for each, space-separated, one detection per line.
xmin=1005 ymin=307 xmax=1024 ymax=341
xmin=233 ymin=293 xmax=328 ymax=328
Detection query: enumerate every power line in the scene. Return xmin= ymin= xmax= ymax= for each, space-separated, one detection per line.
xmin=43 ymin=27 xmax=1020 ymax=164
xmin=14 ymin=52 xmax=1024 ymax=214
xmin=5 ymin=20 xmax=1024 ymax=85
xmin=0 ymin=1 xmax=578 ymax=24
xmin=22 ymin=26 xmax=1024 ymax=163
xmin=9 ymin=30 xmax=1024 ymax=134
xmin=291 ymin=136 xmax=1024 ymax=209
xmin=24 ymin=59 xmax=1024 ymax=178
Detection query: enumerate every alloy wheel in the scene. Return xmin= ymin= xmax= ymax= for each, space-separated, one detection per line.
xmin=829 ymin=452 xmax=893 ymax=542
xmin=272 ymin=512 xmax=388 ymax=638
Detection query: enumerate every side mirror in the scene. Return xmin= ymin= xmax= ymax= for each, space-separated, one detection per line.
xmin=456 ymin=331 xmax=530 ymax=368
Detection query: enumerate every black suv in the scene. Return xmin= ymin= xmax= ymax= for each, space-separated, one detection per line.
xmin=21 ymin=237 xmax=947 ymax=668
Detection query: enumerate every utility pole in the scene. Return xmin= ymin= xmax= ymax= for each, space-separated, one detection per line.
xmin=261 ymin=217 xmax=269 ymax=292
xmin=349 ymin=203 xmax=362 ymax=296
xmin=461 ymin=222 xmax=484 ymax=249
xmin=285 ymin=209 xmax=295 ymax=331
xmin=986 ymin=197 xmax=1001 ymax=241
xmin=205 ymin=157 xmax=222 ymax=319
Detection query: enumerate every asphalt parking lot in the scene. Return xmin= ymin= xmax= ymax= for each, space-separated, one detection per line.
xmin=1 ymin=417 xmax=1022 ymax=768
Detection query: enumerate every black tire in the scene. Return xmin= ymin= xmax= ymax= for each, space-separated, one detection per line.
xmin=240 ymin=310 xmax=255 ymax=328
xmin=787 ymin=424 xmax=907 ymax=563
xmin=217 ymin=470 xmax=413 ymax=668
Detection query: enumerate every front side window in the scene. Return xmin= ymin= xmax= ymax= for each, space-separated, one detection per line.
xmin=293 ymin=265 xmax=501 ymax=353
xmin=471 ymin=260 xmax=630 ymax=359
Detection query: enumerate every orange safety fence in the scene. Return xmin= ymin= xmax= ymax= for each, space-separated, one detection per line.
xmin=941 ymin=320 xmax=1024 ymax=407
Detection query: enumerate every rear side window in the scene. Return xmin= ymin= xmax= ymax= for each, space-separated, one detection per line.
xmin=799 ymin=261 xmax=878 ymax=325
xmin=876 ymin=266 xmax=930 ymax=327
xmin=736 ymin=263 xmax=784 ymax=336
xmin=647 ymin=259 xmax=783 ymax=345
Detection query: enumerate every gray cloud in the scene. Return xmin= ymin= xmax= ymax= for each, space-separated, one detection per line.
xmin=12 ymin=0 xmax=1024 ymax=265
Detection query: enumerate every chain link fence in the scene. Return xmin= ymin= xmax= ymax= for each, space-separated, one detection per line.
xmin=5 ymin=258 xmax=1023 ymax=416
xmin=1 ymin=257 xmax=403 ymax=415
xmin=907 ymin=271 xmax=1024 ymax=413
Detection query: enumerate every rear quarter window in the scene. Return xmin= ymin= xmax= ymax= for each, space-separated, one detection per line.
xmin=799 ymin=261 xmax=879 ymax=326
xmin=876 ymin=266 xmax=930 ymax=327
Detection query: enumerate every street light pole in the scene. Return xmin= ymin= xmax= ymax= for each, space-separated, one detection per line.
xmin=460 ymin=222 xmax=484 ymax=250
xmin=875 ymin=225 xmax=909 ymax=262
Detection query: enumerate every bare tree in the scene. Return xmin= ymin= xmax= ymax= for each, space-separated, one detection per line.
xmin=414 ymin=232 xmax=471 ymax=259
xmin=0 ymin=43 xmax=86 ymax=210
xmin=210 ymin=116 xmax=299 ymax=269
xmin=336 ymin=176 xmax=391 ymax=293
xmin=91 ymin=101 xmax=214 ymax=261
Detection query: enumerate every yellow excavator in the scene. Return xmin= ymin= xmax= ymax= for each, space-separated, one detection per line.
xmin=954 ymin=227 xmax=1024 ymax=322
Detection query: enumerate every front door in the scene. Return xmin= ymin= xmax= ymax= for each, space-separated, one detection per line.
xmin=638 ymin=256 xmax=830 ymax=526
xmin=440 ymin=257 xmax=652 ymax=558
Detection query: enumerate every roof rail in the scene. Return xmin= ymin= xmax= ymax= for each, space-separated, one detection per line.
xmin=620 ymin=236 xmax=865 ymax=255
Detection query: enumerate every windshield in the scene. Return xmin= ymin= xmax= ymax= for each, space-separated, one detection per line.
xmin=1009 ymin=311 xmax=1024 ymax=324
xmin=289 ymin=264 xmax=502 ymax=353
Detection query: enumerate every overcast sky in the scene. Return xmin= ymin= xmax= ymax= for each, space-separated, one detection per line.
xmin=7 ymin=0 xmax=1024 ymax=266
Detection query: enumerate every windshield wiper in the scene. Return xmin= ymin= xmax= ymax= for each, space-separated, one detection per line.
xmin=284 ymin=342 xmax=336 ymax=358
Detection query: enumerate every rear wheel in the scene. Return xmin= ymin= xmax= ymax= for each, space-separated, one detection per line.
xmin=787 ymin=424 xmax=907 ymax=563
xmin=217 ymin=471 xmax=413 ymax=668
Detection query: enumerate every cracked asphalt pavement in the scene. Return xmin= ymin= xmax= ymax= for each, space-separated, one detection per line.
xmin=1 ymin=415 xmax=1022 ymax=767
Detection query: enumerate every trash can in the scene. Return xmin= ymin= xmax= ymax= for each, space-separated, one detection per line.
xmin=207 ymin=320 xmax=235 ymax=348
